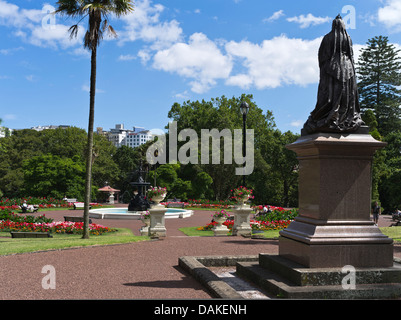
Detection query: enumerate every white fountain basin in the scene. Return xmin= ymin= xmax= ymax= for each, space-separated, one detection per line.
xmin=89 ymin=207 xmax=193 ymax=220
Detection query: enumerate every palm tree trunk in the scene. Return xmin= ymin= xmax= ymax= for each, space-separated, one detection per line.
xmin=83 ymin=45 xmax=97 ymax=239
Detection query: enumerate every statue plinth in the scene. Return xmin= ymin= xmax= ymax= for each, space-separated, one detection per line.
xmin=279 ymin=131 xmax=393 ymax=268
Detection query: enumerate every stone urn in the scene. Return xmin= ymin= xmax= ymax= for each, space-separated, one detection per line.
xmin=237 ymin=195 xmax=250 ymax=206
xmin=150 ymin=193 xmax=167 ymax=208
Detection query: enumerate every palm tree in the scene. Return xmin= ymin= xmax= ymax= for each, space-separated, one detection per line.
xmin=55 ymin=0 xmax=134 ymax=238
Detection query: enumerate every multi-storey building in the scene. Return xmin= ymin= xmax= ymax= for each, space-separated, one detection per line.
xmin=106 ymin=124 xmax=154 ymax=149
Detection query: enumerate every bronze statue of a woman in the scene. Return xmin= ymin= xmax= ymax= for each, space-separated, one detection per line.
xmin=302 ymin=15 xmax=364 ymax=135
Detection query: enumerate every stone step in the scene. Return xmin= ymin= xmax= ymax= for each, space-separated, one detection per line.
xmin=236 ymin=260 xmax=401 ymax=299
xmin=258 ymin=254 xmax=401 ymax=286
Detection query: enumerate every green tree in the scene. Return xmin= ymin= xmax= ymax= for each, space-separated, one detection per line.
xmin=166 ymin=94 xmax=273 ymax=200
xmin=379 ymin=131 xmax=401 ymax=211
xmin=55 ymin=0 xmax=134 ymax=238
xmin=357 ymin=36 xmax=401 ymax=135
xmin=0 ymin=127 xmax=118 ymax=201
xmin=23 ymin=154 xmax=85 ymax=200
xmin=258 ymin=129 xmax=299 ymax=207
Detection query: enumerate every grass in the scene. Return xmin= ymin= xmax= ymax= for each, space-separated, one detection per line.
xmin=178 ymin=226 xmax=281 ymax=239
xmin=179 ymin=226 xmax=401 ymax=241
xmin=0 ymin=228 xmax=149 ymax=256
xmin=381 ymin=227 xmax=401 ymax=241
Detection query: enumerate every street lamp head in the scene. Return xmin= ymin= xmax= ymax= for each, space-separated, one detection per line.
xmin=240 ymin=101 xmax=249 ymax=115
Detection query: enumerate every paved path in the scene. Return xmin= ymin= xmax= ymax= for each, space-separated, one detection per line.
xmin=0 ymin=206 xmax=399 ymax=300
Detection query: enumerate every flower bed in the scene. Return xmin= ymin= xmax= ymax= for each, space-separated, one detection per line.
xmin=186 ymin=199 xmax=235 ymax=209
xmin=197 ymin=205 xmax=298 ymax=232
xmin=197 ymin=220 xmax=234 ymax=231
xmin=0 ymin=220 xmax=116 ymax=235
xmin=0 ymin=205 xmax=115 ymax=236
xmin=1 ymin=197 xmax=71 ymax=207
xmin=0 ymin=197 xmax=103 ymax=211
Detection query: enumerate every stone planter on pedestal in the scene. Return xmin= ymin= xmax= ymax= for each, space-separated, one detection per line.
xmin=148 ymin=194 xmax=167 ymax=238
xmin=212 ymin=216 xmax=229 ymax=236
xmin=232 ymin=203 xmax=252 ymax=237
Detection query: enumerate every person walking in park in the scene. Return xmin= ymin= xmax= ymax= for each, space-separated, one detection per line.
xmin=372 ymin=201 xmax=381 ymax=225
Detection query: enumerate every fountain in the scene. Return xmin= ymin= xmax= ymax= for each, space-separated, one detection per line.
xmin=127 ymin=161 xmax=151 ymax=212
xmin=89 ymin=161 xmax=193 ymax=220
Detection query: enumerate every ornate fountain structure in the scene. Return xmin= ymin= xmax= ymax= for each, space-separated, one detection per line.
xmin=127 ymin=161 xmax=167 ymax=238
xmin=128 ymin=161 xmax=151 ymax=212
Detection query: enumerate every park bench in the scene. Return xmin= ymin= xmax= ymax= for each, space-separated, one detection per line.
xmin=73 ymin=202 xmax=84 ymax=209
xmin=166 ymin=202 xmax=185 ymax=209
xmin=65 ymin=198 xmax=77 ymax=203
xmin=11 ymin=231 xmax=53 ymax=238
xmin=72 ymin=202 xmax=96 ymax=210
xmin=64 ymin=216 xmax=92 ymax=224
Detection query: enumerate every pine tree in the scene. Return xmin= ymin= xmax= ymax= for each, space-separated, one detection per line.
xmin=357 ymin=35 xmax=401 ymax=136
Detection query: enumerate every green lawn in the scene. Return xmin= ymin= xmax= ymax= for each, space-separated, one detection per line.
xmin=381 ymin=227 xmax=401 ymax=241
xmin=0 ymin=228 xmax=149 ymax=256
xmin=178 ymin=226 xmax=281 ymax=239
xmin=179 ymin=226 xmax=401 ymax=241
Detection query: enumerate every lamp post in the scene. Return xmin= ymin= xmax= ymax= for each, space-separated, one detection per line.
xmin=240 ymin=101 xmax=249 ymax=186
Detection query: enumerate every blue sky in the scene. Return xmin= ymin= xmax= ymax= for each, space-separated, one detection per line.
xmin=1 ymin=0 xmax=401 ymax=134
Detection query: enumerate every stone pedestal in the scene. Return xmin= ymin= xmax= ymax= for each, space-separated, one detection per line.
xmin=149 ymin=205 xmax=167 ymax=238
xmin=232 ymin=205 xmax=252 ymax=236
xmin=108 ymin=193 xmax=115 ymax=204
xmin=279 ymin=130 xmax=393 ymax=268
xmin=212 ymin=217 xmax=229 ymax=236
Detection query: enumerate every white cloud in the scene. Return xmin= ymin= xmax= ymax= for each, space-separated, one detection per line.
xmin=225 ymin=35 xmax=322 ymax=89
xmin=287 ymin=13 xmax=330 ymax=28
xmin=0 ymin=46 xmax=23 ymax=55
xmin=119 ymin=0 xmax=183 ymax=49
xmin=152 ymin=32 xmax=233 ymax=93
xmin=0 ymin=1 xmax=84 ymax=50
xmin=137 ymin=49 xmax=151 ymax=64
xmin=29 ymin=24 xmax=84 ymax=49
xmin=290 ymin=120 xmax=303 ymax=128
xmin=264 ymin=10 xmax=285 ymax=23
xmin=378 ymin=0 xmax=401 ymax=30
xmin=25 ymin=74 xmax=35 ymax=82
xmin=174 ymin=90 xmax=190 ymax=100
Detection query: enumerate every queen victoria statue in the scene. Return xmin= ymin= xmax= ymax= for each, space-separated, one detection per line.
xmin=302 ymin=15 xmax=364 ymax=135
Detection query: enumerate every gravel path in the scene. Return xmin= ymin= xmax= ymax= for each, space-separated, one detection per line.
xmin=0 ymin=206 xmax=399 ymax=300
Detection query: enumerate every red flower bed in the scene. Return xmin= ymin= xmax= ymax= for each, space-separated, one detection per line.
xmin=0 ymin=220 xmax=116 ymax=235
